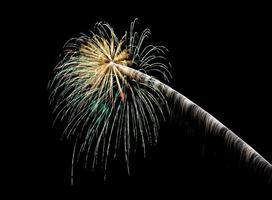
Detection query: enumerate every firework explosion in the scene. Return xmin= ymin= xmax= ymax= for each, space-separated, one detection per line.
xmin=49 ymin=19 xmax=171 ymax=181
xmin=49 ymin=19 xmax=272 ymax=184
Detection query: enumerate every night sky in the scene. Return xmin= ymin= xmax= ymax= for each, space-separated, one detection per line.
xmin=8 ymin=2 xmax=271 ymax=197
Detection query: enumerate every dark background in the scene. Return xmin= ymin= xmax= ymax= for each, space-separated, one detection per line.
xmin=8 ymin=2 xmax=271 ymax=197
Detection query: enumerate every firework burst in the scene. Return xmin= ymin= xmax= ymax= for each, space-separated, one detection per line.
xmin=49 ymin=19 xmax=171 ymax=182
xmin=49 ymin=19 xmax=272 ymax=184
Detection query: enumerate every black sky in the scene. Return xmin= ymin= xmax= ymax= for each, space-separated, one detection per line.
xmin=8 ymin=2 xmax=271 ymax=197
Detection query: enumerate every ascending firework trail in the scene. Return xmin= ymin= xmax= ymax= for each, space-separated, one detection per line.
xmin=49 ymin=19 xmax=272 ymax=184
